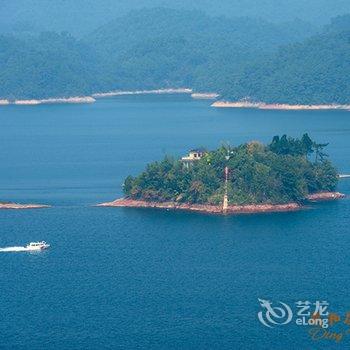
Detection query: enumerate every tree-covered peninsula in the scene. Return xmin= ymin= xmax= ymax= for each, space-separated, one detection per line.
xmin=123 ymin=135 xmax=339 ymax=207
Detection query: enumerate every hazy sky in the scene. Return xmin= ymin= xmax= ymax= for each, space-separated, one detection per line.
xmin=2 ymin=0 xmax=350 ymax=35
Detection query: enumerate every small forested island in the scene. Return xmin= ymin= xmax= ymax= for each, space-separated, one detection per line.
xmin=99 ymin=134 xmax=344 ymax=214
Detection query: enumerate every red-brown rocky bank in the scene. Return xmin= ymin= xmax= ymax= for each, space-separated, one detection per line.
xmin=97 ymin=192 xmax=345 ymax=215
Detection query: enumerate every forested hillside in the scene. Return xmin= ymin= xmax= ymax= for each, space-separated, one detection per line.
xmin=0 ymin=8 xmax=349 ymax=105
xmin=0 ymin=9 xmax=311 ymax=100
xmin=89 ymin=8 xmax=311 ymax=92
xmin=222 ymin=15 xmax=350 ymax=104
xmin=0 ymin=32 xmax=100 ymax=99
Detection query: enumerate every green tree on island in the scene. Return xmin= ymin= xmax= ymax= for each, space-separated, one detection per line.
xmin=123 ymin=135 xmax=338 ymax=205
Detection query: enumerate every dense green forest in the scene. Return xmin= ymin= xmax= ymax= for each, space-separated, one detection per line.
xmin=0 ymin=32 xmax=100 ymax=99
xmin=123 ymin=135 xmax=338 ymax=205
xmin=89 ymin=8 xmax=312 ymax=92
xmin=0 ymin=8 xmax=349 ymax=104
xmin=0 ymin=9 xmax=311 ymax=99
xmin=223 ymin=15 xmax=350 ymax=104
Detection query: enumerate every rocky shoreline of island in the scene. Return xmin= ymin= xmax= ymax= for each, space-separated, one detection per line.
xmin=306 ymin=192 xmax=346 ymax=201
xmin=212 ymin=101 xmax=350 ymax=111
xmin=0 ymin=202 xmax=50 ymax=210
xmin=97 ymin=192 xmax=345 ymax=215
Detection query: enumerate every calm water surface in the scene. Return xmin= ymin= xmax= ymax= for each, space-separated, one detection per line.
xmin=1 ymin=95 xmax=350 ymax=349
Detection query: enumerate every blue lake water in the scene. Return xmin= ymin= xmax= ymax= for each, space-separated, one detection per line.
xmin=1 ymin=95 xmax=350 ymax=349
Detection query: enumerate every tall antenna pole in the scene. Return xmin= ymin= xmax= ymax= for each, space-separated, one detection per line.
xmin=223 ymin=147 xmax=230 ymax=213
xmin=223 ymin=165 xmax=229 ymax=213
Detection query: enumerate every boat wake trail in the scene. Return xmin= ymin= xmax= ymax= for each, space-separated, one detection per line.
xmin=0 ymin=241 xmax=50 ymax=252
xmin=0 ymin=246 xmax=29 ymax=252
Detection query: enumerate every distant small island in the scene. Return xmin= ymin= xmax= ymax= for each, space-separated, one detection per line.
xmin=99 ymin=134 xmax=345 ymax=214
xmin=0 ymin=202 xmax=50 ymax=210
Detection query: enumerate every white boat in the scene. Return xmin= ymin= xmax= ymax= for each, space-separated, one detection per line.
xmin=25 ymin=241 xmax=50 ymax=251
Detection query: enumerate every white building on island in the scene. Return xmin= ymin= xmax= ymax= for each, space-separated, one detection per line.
xmin=181 ymin=148 xmax=207 ymax=167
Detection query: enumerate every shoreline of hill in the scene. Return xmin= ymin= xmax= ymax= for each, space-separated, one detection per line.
xmin=0 ymin=89 xmax=194 ymax=106
xmin=3 ymin=91 xmax=350 ymax=110
xmin=212 ymin=101 xmax=350 ymax=111
xmin=0 ymin=96 xmax=95 ymax=106
xmin=191 ymin=93 xmax=219 ymax=100
xmin=0 ymin=202 xmax=50 ymax=210
xmin=92 ymin=88 xmax=193 ymax=98
xmin=97 ymin=192 xmax=345 ymax=215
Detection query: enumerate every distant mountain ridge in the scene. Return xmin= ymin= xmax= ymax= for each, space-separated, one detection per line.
xmin=0 ymin=9 xmax=311 ymax=100
xmin=88 ymin=8 xmax=313 ymax=93
xmin=0 ymin=8 xmax=349 ymax=105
